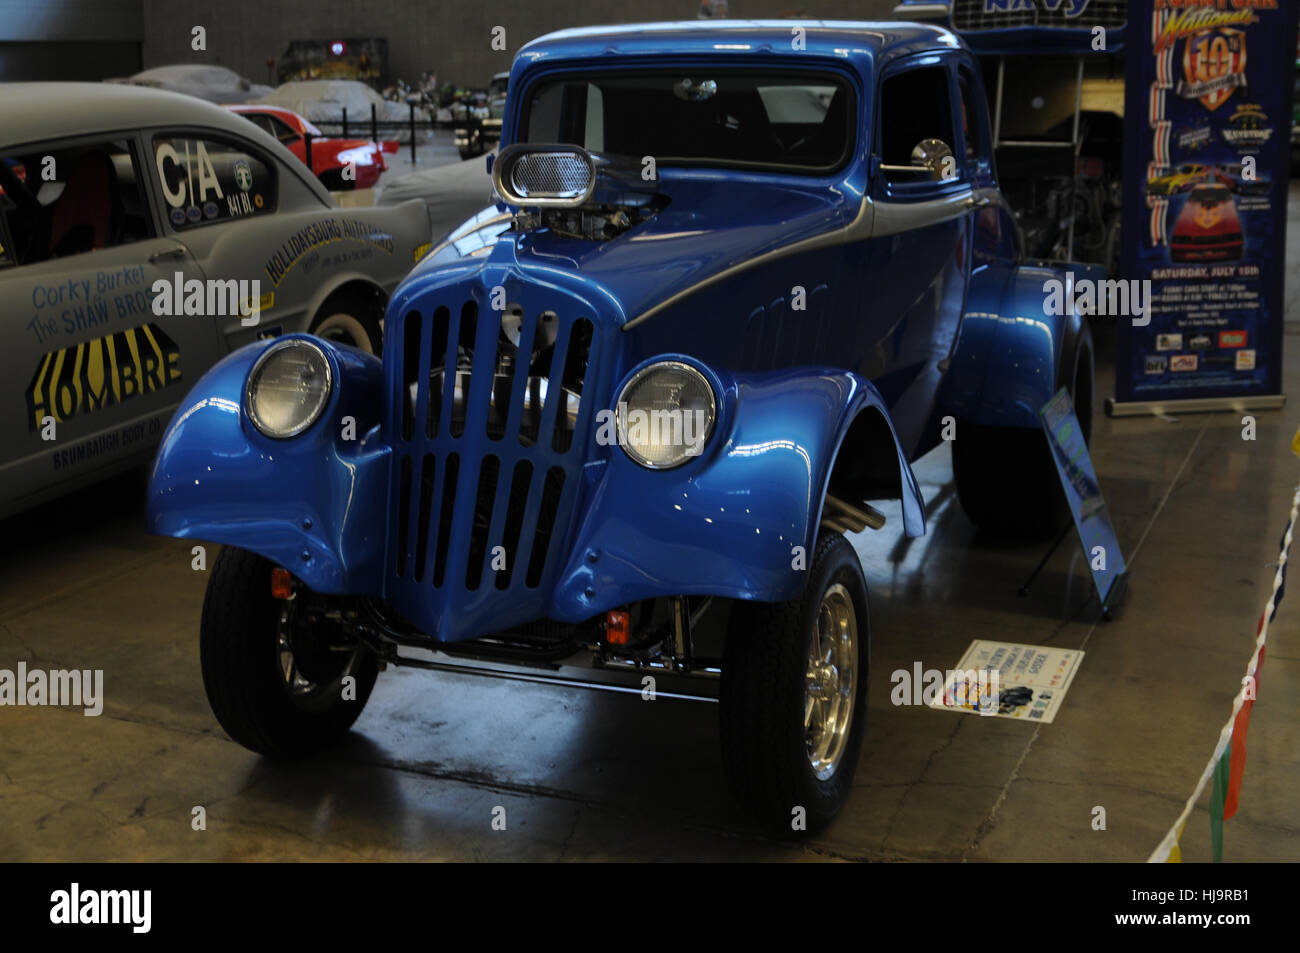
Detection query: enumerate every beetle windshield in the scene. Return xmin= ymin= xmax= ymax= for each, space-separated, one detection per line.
xmin=520 ymin=71 xmax=854 ymax=173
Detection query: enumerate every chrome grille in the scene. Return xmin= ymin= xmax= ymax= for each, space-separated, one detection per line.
xmin=386 ymin=294 xmax=597 ymax=642
xmin=951 ymin=0 xmax=1127 ymax=32
xmin=510 ymin=152 xmax=592 ymax=199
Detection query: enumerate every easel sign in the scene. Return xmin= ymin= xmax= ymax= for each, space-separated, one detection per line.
xmin=1039 ymin=388 xmax=1129 ymax=618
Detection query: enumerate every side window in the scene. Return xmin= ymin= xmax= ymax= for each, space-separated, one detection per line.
xmin=957 ymin=69 xmax=988 ymax=165
xmin=264 ymin=115 xmax=301 ymax=144
xmin=245 ymin=114 xmax=278 ymax=138
xmin=878 ymin=65 xmax=957 ymax=186
xmin=151 ymin=135 xmax=277 ymax=229
xmin=0 ymin=139 xmax=155 ymax=267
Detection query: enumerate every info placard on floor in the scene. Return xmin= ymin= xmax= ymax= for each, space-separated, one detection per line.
xmin=927 ymin=640 xmax=1085 ymax=724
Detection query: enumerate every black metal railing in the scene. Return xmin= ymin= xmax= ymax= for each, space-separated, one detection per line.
xmin=299 ymin=102 xmax=491 ymax=167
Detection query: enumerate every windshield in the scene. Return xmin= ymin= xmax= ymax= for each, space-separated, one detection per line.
xmin=520 ymin=70 xmax=854 ymax=173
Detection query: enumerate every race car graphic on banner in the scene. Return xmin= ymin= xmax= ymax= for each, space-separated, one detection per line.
xmin=1112 ymin=0 xmax=1297 ymax=414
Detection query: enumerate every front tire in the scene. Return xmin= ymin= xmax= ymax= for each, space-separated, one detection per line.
xmin=310 ymin=289 xmax=383 ymax=354
xmin=720 ymin=532 xmax=869 ymax=833
xmin=200 ymin=547 xmax=378 ymax=759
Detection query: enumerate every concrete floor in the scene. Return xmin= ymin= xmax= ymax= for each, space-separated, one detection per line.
xmin=2 ymin=195 xmax=1299 ymax=864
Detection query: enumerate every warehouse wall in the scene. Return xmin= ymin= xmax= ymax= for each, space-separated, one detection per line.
xmin=0 ymin=0 xmax=142 ymax=80
xmin=140 ymin=0 xmax=905 ymax=89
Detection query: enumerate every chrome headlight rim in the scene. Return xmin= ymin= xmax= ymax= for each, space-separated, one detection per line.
xmin=492 ymin=142 xmax=596 ymax=208
xmin=244 ymin=338 xmax=334 ymax=440
xmin=615 ymin=359 xmax=718 ymax=470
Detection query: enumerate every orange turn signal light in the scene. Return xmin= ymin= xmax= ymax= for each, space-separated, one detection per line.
xmin=605 ymin=609 xmax=630 ymax=645
xmin=270 ymin=567 xmax=293 ymax=600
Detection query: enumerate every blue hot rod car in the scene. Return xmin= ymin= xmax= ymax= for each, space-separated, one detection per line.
xmin=148 ymin=20 xmax=1093 ymax=831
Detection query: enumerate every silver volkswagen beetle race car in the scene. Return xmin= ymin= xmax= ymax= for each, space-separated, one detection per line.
xmin=0 ymin=82 xmax=431 ymax=518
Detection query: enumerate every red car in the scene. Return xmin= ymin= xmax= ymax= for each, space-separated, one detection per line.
xmin=1170 ymin=184 xmax=1243 ymax=262
xmin=224 ymin=104 xmax=397 ymax=190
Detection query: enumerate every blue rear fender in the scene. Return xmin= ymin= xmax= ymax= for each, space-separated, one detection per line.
xmin=937 ymin=262 xmax=1085 ymax=430
xmin=146 ymin=334 xmax=390 ymax=594
xmin=549 ymin=364 xmax=926 ymax=622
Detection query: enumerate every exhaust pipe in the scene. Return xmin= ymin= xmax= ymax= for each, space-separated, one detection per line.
xmin=820 ymin=494 xmax=887 ymax=534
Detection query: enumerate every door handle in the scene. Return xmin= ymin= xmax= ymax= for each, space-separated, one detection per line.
xmin=148 ymin=246 xmax=187 ymax=263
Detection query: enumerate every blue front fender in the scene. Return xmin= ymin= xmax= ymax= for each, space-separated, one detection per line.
xmin=147 ymin=335 xmax=390 ymax=594
xmin=549 ymin=366 xmax=925 ymax=622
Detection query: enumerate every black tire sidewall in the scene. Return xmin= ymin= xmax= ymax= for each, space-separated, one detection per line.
xmin=199 ymin=547 xmax=377 ymax=759
xmin=721 ymin=533 xmax=870 ymax=833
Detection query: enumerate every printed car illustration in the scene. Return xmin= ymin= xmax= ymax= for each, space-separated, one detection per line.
xmin=1171 ymin=183 xmax=1243 ymax=262
xmin=1212 ymin=162 xmax=1269 ymax=196
xmin=1145 ymin=163 xmax=1213 ymax=196
xmin=147 ymin=21 xmax=1096 ymax=832
xmin=0 ymin=82 xmax=431 ymax=518
xmin=225 ymin=104 xmax=399 ymax=191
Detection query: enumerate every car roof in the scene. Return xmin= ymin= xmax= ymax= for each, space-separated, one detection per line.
xmin=225 ymin=103 xmax=313 ymax=128
xmin=0 ymin=82 xmax=283 ymax=148
xmin=0 ymin=82 xmax=333 ymax=203
xmin=515 ymin=20 xmax=962 ymax=76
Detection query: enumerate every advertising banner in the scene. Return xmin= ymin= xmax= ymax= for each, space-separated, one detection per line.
xmin=1112 ymin=0 xmax=1298 ymax=415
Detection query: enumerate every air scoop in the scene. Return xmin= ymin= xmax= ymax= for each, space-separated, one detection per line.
xmin=493 ymin=144 xmax=664 ymax=239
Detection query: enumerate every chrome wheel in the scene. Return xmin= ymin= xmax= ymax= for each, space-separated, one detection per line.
xmin=276 ymin=604 xmax=366 ymax=714
xmin=804 ymin=582 xmax=857 ymax=780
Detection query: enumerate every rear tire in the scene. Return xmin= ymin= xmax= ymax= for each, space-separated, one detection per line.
xmin=953 ymin=324 xmax=1093 ymax=538
xmin=720 ymin=532 xmax=869 ymax=834
xmin=200 ymin=547 xmax=378 ymax=759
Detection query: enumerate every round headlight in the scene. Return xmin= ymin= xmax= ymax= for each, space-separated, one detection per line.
xmin=616 ymin=361 xmax=716 ymax=469
xmin=245 ymin=339 xmax=333 ymax=438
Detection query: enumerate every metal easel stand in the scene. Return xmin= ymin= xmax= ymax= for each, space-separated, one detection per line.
xmin=1018 ymin=519 xmax=1074 ymax=599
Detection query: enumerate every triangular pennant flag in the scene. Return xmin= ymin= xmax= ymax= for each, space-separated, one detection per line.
xmin=1226 ymin=642 xmax=1262 ymax=821
xmin=1224 ymin=699 xmax=1253 ymax=821
xmin=1210 ymin=748 xmax=1230 ymax=862
xmin=1166 ymin=820 xmax=1186 ymax=863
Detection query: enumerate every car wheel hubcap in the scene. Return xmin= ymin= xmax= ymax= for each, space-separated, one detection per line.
xmin=805 ymin=582 xmax=857 ymax=781
xmin=276 ymin=604 xmax=363 ymax=713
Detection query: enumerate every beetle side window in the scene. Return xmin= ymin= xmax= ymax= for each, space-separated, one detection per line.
xmin=0 ymin=139 xmax=155 ymax=267
xmin=151 ymin=135 xmax=278 ymax=230
xmin=878 ymin=66 xmax=957 ymax=185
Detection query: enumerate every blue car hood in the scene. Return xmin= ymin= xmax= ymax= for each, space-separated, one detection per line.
xmin=400 ymin=175 xmax=858 ymax=327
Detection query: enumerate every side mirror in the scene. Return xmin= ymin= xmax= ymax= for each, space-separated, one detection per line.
xmin=880 ymin=138 xmax=958 ymax=183
xmin=910 ymin=138 xmax=956 ymax=181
